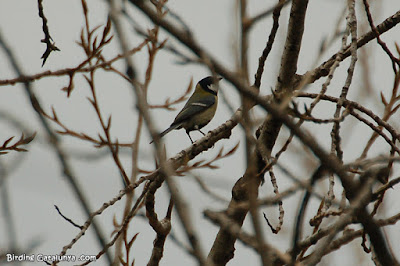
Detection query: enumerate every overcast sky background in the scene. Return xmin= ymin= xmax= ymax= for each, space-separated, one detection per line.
xmin=1 ymin=0 xmax=400 ymax=265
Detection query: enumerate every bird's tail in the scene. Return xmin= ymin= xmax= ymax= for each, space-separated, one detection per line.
xmin=150 ymin=123 xmax=180 ymax=144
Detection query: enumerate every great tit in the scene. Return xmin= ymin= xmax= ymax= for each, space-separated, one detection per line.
xmin=151 ymin=76 xmax=221 ymax=144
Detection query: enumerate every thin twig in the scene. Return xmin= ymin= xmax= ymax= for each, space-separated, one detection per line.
xmin=54 ymin=205 xmax=83 ymax=229
xmin=37 ymin=0 xmax=60 ymax=66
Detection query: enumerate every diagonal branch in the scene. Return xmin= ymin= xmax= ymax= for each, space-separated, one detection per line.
xmin=302 ymin=9 xmax=400 ymax=85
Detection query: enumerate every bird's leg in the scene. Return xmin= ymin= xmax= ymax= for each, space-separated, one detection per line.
xmin=198 ymin=129 xmax=206 ymax=136
xmin=186 ymin=131 xmax=194 ymax=144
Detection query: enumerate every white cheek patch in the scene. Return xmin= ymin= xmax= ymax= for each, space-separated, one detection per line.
xmin=208 ymin=83 xmax=218 ymax=93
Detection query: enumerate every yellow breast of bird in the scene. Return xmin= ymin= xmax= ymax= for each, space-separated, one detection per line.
xmin=182 ymin=99 xmax=217 ymax=131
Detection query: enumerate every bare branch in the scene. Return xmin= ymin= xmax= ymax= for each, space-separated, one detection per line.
xmin=0 ymin=133 xmax=36 ymax=155
xmin=37 ymin=0 xmax=60 ymax=66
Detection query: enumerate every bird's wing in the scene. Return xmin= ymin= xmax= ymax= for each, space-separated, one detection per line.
xmin=171 ymin=95 xmax=215 ymax=126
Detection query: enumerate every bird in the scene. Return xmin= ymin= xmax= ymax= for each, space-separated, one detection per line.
xmin=151 ymin=76 xmax=221 ymax=144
